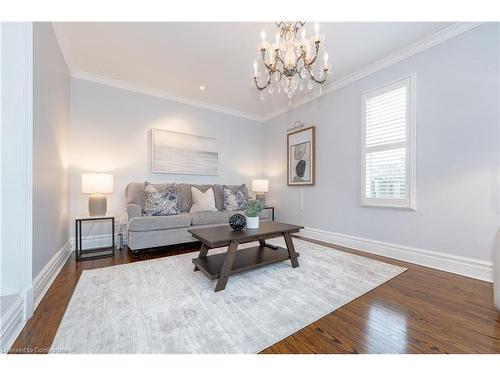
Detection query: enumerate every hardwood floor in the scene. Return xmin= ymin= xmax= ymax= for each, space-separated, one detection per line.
xmin=10 ymin=237 xmax=500 ymax=354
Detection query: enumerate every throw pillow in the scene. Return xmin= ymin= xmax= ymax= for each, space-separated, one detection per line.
xmin=143 ymin=182 xmax=180 ymax=216
xmin=189 ymin=187 xmax=218 ymax=213
xmin=223 ymin=184 xmax=249 ymax=211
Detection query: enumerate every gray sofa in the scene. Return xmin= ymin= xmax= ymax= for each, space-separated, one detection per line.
xmin=125 ymin=182 xmax=270 ymax=252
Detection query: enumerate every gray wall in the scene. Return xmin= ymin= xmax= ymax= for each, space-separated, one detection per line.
xmin=33 ymin=23 xmax=70 ymax=277
xmin=69 ymin=78 xmax=264 ymax=239
xmin=263 ymin=23 xmax=499 ymax=262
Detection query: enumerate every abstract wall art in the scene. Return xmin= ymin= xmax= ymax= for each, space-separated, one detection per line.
xmin=287 ymin=126 xmax=315 ymax=186
xmin=151 ymin=128 xmax=219 ymax=175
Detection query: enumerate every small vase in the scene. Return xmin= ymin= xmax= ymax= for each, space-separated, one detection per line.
xmin=246 ymin=216 xmax=259 ymax=229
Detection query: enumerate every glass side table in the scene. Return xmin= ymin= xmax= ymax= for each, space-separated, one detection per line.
xmin=75 ymin=216 xmax=115 ymax=261
xmin=263 ymin=206 xmax=275 ymax=221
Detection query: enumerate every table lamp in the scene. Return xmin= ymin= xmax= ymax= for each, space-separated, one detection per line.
xmin=252 ymin=179 xmax=269 ymax=206
xmin=82 ymin=173 xmax=114 ymax=216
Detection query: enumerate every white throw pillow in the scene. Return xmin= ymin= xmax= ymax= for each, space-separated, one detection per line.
xmin=189 ymin=187 xmax=218 ymax=213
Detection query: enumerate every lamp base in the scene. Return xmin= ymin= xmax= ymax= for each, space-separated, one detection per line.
xmin=89 ymin=194 xmax=107 ymax=216
xmin=255 ymin=193 xmax=266 ymax=206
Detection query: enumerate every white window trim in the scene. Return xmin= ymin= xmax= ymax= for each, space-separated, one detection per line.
xmin=361 ymin=74 xmax=417 ymax=210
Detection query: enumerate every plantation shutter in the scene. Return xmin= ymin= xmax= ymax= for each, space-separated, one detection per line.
xmin=362 ymin=77 xmax=414 ymax=208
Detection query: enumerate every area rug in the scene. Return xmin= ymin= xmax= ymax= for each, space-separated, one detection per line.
xmin=51 ymin=238 xmax=406 ymax=353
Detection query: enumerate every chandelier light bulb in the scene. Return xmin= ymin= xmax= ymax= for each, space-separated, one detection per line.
xmin=323 ymin=51 xmax=329 ymax=66
xmin=253 ymin=60 xmax=258 ymax=77
xmin=261 ymin=29 xmax=266 ymax=42
xmin=301 ymin=28 xmax=306 ymax=40
xmin=308 ymin=81 xmax=313 ymax=90
xmin=314 ymin=22 xmax=320 ymax=34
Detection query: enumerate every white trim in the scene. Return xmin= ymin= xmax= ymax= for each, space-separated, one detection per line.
xmin=53 ymin=22 xmax=482 ymax=124
xmin=22 ymin=22 xmax=34 ymax=320
xmin=299 ymin=227 xmax=494 ymax=282
xmin=32 ymin=241 xmax=72 ymax=310
xmin=262 ymin=22 xmax=483 ymax=122
xmin=360 ymin=75 xmax=416 ymax=209
xmin=0 ymin=22 xmax=34 ymax=324
xmin=0 ymin=295 xmax=24 ymax=352
xmin=71 ymin=70 xmax=264 ymax=122
xmin=50 ymin=22 xmax=71 ymax=72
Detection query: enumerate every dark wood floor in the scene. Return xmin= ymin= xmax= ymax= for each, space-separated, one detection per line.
xmin=10 ymin=237 xmax=500 ymax=354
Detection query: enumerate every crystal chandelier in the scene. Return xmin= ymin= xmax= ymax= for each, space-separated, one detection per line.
xmin=252 ymin=21 xmax=331 ymax=105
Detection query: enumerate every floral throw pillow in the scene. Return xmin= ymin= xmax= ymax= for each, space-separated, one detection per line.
xmin=143 ymin=182 xmax=180 ymax=216
xmin=223 ymin=184 xmax=249 ymax=211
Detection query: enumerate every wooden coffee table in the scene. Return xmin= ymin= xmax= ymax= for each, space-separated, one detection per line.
xmin=189 ymin=221 xmax=303 ymax=292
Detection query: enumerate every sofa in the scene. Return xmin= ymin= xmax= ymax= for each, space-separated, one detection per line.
xmin=125 ymin=182 xmax=270 ymax=252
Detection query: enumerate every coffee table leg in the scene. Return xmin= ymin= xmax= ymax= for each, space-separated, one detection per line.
xmin=194 ymin=243 xmax=209 ymax=271
xmin=215 ymin=240 xmax=238 ymax=292
xmin=283 ymin=232 xmax=300 ymax=268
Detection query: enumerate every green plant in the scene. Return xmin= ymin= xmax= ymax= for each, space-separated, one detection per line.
xmin=245 ymin=199 xmax=263 ymax=217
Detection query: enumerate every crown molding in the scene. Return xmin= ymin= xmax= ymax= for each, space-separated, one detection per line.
xmin=51 ymin=22 xmax=73 ymax=72
xmin=71 ymin=70 xmax=264 ymax=122
xmin=261 ymin=22 xmax=484 ymax=122
xmin=54 ymin=22 xmax=483 ymax=124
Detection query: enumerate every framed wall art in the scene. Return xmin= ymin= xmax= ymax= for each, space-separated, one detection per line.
xmin=287 ymin=126 xmax=315 ymax=186
xmin=151 ymin=128 xmax=219 ymax=175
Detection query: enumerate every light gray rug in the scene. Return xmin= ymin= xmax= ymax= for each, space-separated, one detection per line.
xmin=51 ymin=238 xmax=406 ymax=353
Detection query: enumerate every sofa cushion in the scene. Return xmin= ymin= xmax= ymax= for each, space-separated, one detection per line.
xmin=177 ymin=184 xmax=213 ymax=212
xmin=223 ymin=184 xmax=249 ymax=211
xmin=189 ymin=186 xmax=217 ymax=213
xmin=144 ymin=182 xmax=180 ymax=216
xmin=128 ymin=213 xmax=191 ymax=232
xmin=126 ymin=182 xmax=175 ymax=212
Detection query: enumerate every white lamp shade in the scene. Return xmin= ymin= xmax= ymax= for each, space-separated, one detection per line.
xmin=81 ymin=173 xmax=114 ymax=194
xmin=252 ymin=179 xmax=269 ymax=193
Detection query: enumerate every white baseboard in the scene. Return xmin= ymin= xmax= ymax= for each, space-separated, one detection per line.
xmin=299 ymin=227 xmax=494 ymax=282
xmin=0 ymin=295 xmax=25 ymax=353
xmin=70 ymin=234 xmax=125 ymax=251
xmin=33 ymin=240 xmax=72 ymax=310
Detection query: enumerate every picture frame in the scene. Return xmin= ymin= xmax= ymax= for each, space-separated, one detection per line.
xmin=151 ymin=128 xmax=219 ymax=176
xmin=287 ymin=126 xmax=315 ymax=186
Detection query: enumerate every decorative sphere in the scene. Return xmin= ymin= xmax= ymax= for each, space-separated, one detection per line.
xmin=229 ymin=214 xmax=246 ymax=231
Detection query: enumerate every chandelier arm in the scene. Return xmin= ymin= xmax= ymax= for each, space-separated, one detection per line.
xmin=298 ymin=65 xmax=308 ymax=78
xmin=260 ymin=49 xmax=280 ymax=72
xmin=295 ymin=49 xmax=306 ymax=66
xmin=307 ymin=68 xmax=329 ymax=84
xmin=254 ymin=75 xmax=272 ymax=91
xmin=304 ymin=42 xmax=321 ymax=67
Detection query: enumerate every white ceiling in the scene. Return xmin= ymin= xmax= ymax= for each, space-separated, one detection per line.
xmin=52 ymin=22 xmax=453 ymax=120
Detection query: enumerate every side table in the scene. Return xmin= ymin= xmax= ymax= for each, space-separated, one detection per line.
xmin=264 ymin=206 xmax=275 ymax=221
xmin=75 ymin=216 xmax=115 ymax=261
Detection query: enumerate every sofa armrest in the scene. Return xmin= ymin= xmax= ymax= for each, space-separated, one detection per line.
xmin=126 ymin=204 xmax=142 ymax=220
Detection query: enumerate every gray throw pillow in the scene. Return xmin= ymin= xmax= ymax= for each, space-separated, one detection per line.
xmin=144 ymin=182 xmax=180 ymax=216
xmin=223 ymin=184 xmax=249 ymax=211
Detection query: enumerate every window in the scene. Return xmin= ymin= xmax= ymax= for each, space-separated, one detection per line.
xmin=361 ymin=76 xmax=416 ymax=208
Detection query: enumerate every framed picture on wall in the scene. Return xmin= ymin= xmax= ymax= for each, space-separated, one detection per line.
xmin=151 ymin=128 xmax=219 ymax=175
xmin=287 ymin=126 xmax=315 ymax=186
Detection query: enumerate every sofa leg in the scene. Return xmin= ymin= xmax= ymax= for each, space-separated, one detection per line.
xmin=132 ymin=250 xmax=140 ymax=256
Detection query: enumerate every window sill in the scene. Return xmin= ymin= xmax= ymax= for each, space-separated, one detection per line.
xmin=361 ymin=203 xmax=416 ymax=211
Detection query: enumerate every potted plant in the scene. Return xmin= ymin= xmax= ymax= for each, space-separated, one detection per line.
xmin=245 ymin=199 xmax=263 ymax=229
